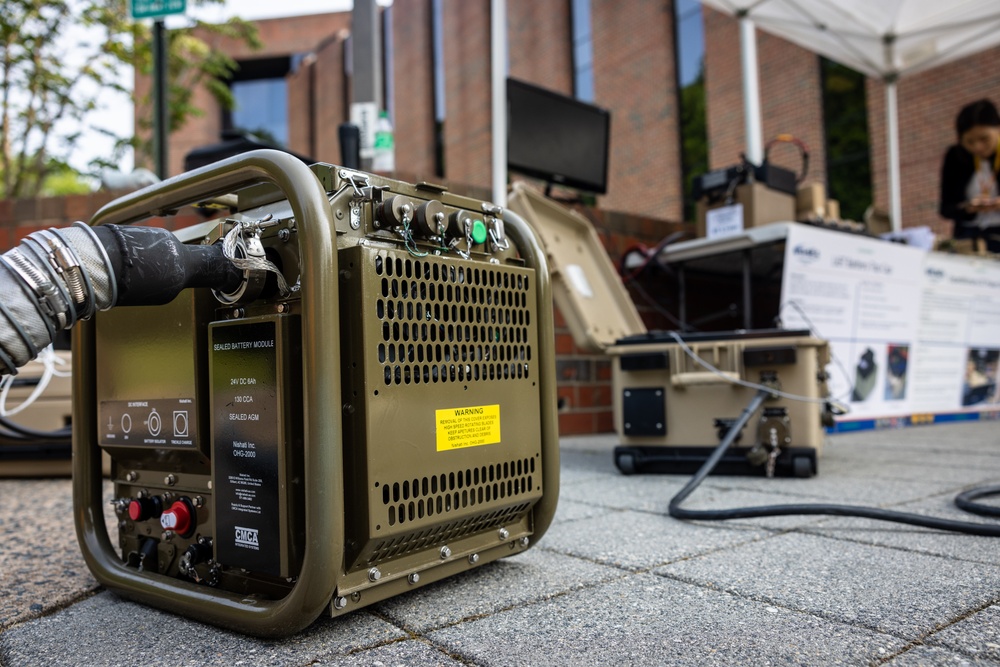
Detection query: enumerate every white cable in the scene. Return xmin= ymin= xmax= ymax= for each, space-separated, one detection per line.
xmin=777 ymin=300 xmax=857 ymax=403
xmin=666 ymin=330 xmax=832 ymax=405
xmin=0 ymin=344 xmax=62 ymax=416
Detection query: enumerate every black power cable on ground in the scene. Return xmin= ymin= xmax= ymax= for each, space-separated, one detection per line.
xmin=668 ymin=388 xmax=1000 ymax=537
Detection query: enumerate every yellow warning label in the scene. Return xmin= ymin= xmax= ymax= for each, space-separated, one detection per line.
xmin=435 ymin=404 xmax=501 ymax=451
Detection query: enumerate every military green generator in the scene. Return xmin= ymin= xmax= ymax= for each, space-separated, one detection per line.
xmin=71 ymin=151 xmax=558 ymax=637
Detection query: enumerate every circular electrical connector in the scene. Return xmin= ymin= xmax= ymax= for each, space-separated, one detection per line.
xmin=412 ymin=200 xmax=446 ymax=237
xmin=377 ymin=195 xmax=418 ymax=228
xmin=446 ymin=210 xmax=476 ymax=240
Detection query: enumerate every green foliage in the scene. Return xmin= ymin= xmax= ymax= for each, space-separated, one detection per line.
xmin=0 ymin=157 xmax=91 ymax=195
xmin=41 ymin=164 xmax=93 ymax=195
xmin=679 ymin=63 xmax=708 ymax=223
xmin=821 ymin=58 xmax=872 ymax=221
xmin=0 ymin=0 xmax=259 ymax=198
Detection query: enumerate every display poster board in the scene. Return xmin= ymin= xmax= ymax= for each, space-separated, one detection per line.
xmin=779 ymin=224 xmax=1000 ymax=430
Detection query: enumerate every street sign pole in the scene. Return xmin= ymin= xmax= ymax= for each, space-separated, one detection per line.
xmin=129 ymin=0 xmax=186 ymax=178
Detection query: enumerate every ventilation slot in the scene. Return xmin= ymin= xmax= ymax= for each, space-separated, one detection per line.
xmin=374 ymin=255 xmax=533 ymax=386
xmin=379 ymin=456 xmax=537 ymax=529
xmin=368 ymin=502 xmax=532 ymax=565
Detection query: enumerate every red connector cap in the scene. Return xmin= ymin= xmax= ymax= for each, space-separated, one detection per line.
xmin=127 ymin=496 xmax=162 ymax=522
xmin=160 ymin=499 xmax=195 ymax=537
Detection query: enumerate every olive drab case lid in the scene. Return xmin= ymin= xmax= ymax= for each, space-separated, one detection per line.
xmin=507 ymin=182 xmax=646 ymax=353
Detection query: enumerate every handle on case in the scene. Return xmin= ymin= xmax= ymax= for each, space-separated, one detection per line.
xmin=671 ymin=371 xmax=741 ymax=388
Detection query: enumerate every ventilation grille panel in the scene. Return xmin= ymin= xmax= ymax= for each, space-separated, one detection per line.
xmin=373 ymin=254 xmax=534 ymax=386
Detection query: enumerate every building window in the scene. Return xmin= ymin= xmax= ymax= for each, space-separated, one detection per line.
xmin=820 ymin=58 xmax=871 ymax=222
xmin=674 ymin=0 xmax=707 ymax=222
xmin=224 ymin=56 xmax=293 ymax=147
xmin=570 ymin=0 xmax=594 ymax=102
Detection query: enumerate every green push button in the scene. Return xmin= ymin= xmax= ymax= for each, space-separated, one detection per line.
xmin=471 ymin=219 xmax=488 ymax=245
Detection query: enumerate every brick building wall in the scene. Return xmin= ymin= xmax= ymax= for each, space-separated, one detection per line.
xmin=391 ymin=0 xmax=437 ymax=180
xmin=703 ymin=7 xmax=826 ymax=186
xmin=508 ymin=0 xmax=573 ymax=96
xmin=441 ymin=0 xmax=493 ymax=190
xmin=313 ymin=32 xmax=352 ymax=161
xmin=591 ymin=0 xmax=683 ymax=221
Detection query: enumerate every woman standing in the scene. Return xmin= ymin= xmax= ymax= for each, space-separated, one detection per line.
xmin=939 ymin=99 xmax=1000 ymax=252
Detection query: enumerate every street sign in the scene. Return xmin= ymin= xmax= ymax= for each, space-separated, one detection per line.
xmin=130 ymin=0 xmax=187 ymax=19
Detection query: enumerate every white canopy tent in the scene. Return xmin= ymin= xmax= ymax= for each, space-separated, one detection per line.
xmin=700 ymin=0 xmax=1000 ymax=231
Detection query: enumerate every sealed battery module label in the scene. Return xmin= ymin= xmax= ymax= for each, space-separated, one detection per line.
xmin=435 ymin=404 xmax=501 ymax=451
xmin=211 ymin=320 xmax=281 ymax=576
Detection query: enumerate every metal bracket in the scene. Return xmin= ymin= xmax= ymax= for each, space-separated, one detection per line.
xmin=338 ymin=169 xmax=371 ymax=198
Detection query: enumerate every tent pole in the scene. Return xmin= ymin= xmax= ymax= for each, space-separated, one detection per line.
xmin=886 ymin=78 xmax=902 ymax=232
xmin=491 ymin=0 xmax=508 ymax=207
xmin=739 ymin=13 xmax=764 ymax=165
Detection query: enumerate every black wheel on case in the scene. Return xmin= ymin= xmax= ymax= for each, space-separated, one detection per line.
xmin=616 ymin=452 xmax=637 ymax=475
xmin=792 ymin=456 xmax=813 ymax=478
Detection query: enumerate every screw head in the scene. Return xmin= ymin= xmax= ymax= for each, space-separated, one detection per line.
xmin=368 ymin=567 xmax=381 ymax=582
xmin=408 ymin=573 xmax=420 ymax=585
xmin=125 ymin=471 xmax=137 ymax=482
xmin=468 ymin=553 xmax=480 ymax=564
xmin=440 ymin=545 xmax=452 ymax=559
xmin=519 ymin=536 xmax=530 ymax=548
xmin=334 ymin=596 xmax=348 ymax=610
xmin=498 ymin=528 xmax=510 ymax=541
xmin=278 ymin=228 xmax=291 ymax=242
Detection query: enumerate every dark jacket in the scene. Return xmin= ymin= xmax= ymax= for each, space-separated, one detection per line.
xmin=939 ymin=144 xmax=1000 ymax=234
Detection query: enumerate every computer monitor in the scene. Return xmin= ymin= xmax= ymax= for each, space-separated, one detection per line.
xmin=506 ymin=78 xmax=611 ymax=195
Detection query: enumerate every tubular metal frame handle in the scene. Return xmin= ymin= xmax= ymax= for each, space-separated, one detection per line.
xmin=73 ymin=150 xmax=343 ymax=637
xmin=502 ymin=208 xmax=561 ymax=546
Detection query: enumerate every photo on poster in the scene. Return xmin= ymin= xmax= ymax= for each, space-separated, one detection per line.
xmin=962 ymin=348 xmax=999 ymax=406
xmin=885 ymin=344 xmax=909 ymax=401
xmin=851 ymin=347 xmax=879 ymax=402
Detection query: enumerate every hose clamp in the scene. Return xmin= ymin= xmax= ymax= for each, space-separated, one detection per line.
xmin=1 ymin=248 xmax=70 ymax=329
xmin=36 ymin=230 xmax=92 ymax=320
